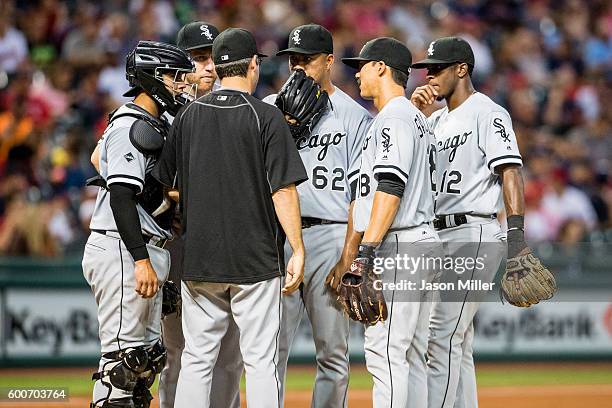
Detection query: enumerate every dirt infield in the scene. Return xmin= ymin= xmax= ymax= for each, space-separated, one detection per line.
xmin=1 ymin=362 xmax=611 ymax=408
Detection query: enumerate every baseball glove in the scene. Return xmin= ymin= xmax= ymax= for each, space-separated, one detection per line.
xmin=275 ymin=69 xmax=329 ymax=139
xmin=337 ymin=245 xmax=388 ymax=325
xmin=161 ymin=280 xmax=181 ymax=317
xmin=500 ymin=247 xmax=557 ymax=307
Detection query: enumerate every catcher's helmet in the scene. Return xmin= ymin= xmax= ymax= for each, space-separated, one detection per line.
xmin=124 ymin=41 xmax=195 ymax=115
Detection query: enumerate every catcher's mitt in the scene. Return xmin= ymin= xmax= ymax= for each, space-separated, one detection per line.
xmin=500 ymin=247 xmax=557 ymax=307
xmin=337 ymin=245 xmax=388 ymax=325
xmin=275 ymin=69 xmax=329 ymax=139
xmin=161 ymin=280 xmax=181 ymax=318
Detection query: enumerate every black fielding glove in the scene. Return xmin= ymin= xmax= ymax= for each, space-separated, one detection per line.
xmin=274 ymin=69 xmax=329 ymax=139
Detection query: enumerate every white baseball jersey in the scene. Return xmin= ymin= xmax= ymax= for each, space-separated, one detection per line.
xmin=263 ymin=87 xmax=372 ymax=221
xmin=89 ymin=104 xmax=171 ymax=239
xmin=429 ymin=92 xmax=523 ymax=216
xmin=353 ymin=96 xmax=435 ymax=232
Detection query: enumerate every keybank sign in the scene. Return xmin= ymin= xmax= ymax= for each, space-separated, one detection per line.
xmin=2 ymin=289 xmax=100 ymax=357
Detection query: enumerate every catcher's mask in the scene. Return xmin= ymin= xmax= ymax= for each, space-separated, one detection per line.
xmin=124 ymin=41 xmax=196 ymax=116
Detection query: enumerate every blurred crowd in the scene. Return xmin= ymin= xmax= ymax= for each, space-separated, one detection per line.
xmin=0 ymin=0 xmax=610 ymax=257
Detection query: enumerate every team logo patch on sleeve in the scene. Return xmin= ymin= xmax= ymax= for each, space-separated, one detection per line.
xmin=381 ymin=127 xmax=393 ymax=159
xmin=124 ymin=152 xmax=135 ymax=162
xmin=493 ymin=117 xmax=510 ymax=143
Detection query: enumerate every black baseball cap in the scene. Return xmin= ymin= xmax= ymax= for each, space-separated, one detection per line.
xmin=276 ymin=24 xmax=333 ymax=55
xmin=411 ymin=37 xmax=475 ymax=68
xmin=176 ymin=21 xmax=220 ymax=51
xmin=342 ymin=37 xmax=412 ymax=75
xmin=212 ymin=28 xmax=267 ymax=65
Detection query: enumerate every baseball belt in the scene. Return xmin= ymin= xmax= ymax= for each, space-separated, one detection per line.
xmin=301 ymin=217 xmax=346 ymax=229
xmin=433 ymin=213 xmax=496 ymax=230
xmin=91 ymin=229 xmax=168 ymax=248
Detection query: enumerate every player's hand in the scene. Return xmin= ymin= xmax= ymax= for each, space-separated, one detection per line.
xmin=167 ymin=189 xmax=179 ymax=202
xmin=283 ymin=250 xmax=304 ymax=294
xmin=134 ymin=258 xmax=159 ymax=298
xmin=325 ymin=254 xmax=354 ymax=293
xmin=410 ymin=85 xmax=438 ymax=111
xmin=283 ymin=114 xmax=298 ymax=125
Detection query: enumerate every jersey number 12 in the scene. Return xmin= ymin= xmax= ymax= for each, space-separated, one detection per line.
xmin=439 ymin=170 xmax=462 ymax=194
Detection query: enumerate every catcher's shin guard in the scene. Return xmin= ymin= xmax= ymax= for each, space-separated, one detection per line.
xmin=90 ymin=347 xmax=149 ymax=408
xmin=132 ymin=341 xmax=166 ymax=408
xmin=146 ymin=340 xmax=167 ymax=374
xmin=132 ymin=378 xmax=153 ymax=408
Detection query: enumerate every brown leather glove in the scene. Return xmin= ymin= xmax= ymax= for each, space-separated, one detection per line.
xmin=500 ymin=247 xmax=557 ymax=307
xmin=337 ymin=244 xmax=388 ymax=325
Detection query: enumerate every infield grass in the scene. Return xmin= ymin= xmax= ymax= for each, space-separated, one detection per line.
xmin=0 ymin=364 xmax=611 ymax=396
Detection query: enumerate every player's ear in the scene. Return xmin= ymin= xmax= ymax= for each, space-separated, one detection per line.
xmin=457 ymin=63 xmax=469 ymax=79
xmin=326 ymin=54 xmax=334 ymax=69
xmin=250 ymin=55 xmax=258 ymax=70
xmin=377 ymin=61 xmax=387 ymax=77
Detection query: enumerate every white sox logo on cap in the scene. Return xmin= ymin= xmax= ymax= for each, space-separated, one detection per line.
xmin=200 ymin=24 xmax=213 ymax=40
xmin=427 ymin=41 xmax=435 ymax=56
xmin=292 ymin=29 xmax=301 ymax=45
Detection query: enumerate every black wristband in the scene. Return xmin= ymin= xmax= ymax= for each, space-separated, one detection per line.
xmin=507 ymin=215 xmax=527 ymax=258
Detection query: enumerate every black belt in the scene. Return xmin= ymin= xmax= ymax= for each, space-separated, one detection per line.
xmin=433 ymin=214 xmax=496 ymax=230
xmin=301 ymin=217 xmax=346 ymax=229
xmin=92 ymin=229 xmax=168 ymax=248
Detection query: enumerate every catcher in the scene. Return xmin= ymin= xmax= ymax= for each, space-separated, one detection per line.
xmin=84 ymin=41 xmax=193 ymax=408
xmin=410 ymin=36 xmax=557 ymax=408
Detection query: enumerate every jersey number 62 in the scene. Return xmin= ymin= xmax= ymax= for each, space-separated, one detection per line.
xmin=312 ymin=166 xmax=345 ymax=191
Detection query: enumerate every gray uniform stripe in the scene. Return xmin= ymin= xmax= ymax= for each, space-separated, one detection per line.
xmin=386 ymin=233 xmax=400 ymax=407
xmin=193 ymin=101 xmax=249 ymax=109
xmin=116 ymin=240 xmax=124 ymax=351
xmin=274 ymin=278 xmax=282 ymax=407
xmin=440 ymin=224 xmax=483 ymax=408
xmin=240 ymin=94 xmax=261 ymax=133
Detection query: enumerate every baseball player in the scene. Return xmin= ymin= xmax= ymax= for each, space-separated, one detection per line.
xmin=341 ymin=37 xmax=440 ymax=408
xmin=158 ymin=21 xmax=242 ymax=408
xmin=154 ymin=28 xmax=307 ymax=408
xmin=262 ymin=23 xmax=373 ymax=407
xmin=411 ymin=37 xmax=525 ymax=408
xmin=83 ymin=41 xmax=193 ymax=408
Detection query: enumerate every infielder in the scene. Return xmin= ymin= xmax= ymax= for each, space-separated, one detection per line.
xmin=262 ymin=23 xmax=372 ymax=407
xmin=411 ymin=37 xmax=555 ymax=408
xmin=158 ymin=21 xmax=242 ymax=408
xmin=341 ymin=37 xmax=440 ymax=408
xmin=83 ymin=41 xmax=193 ymax=408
